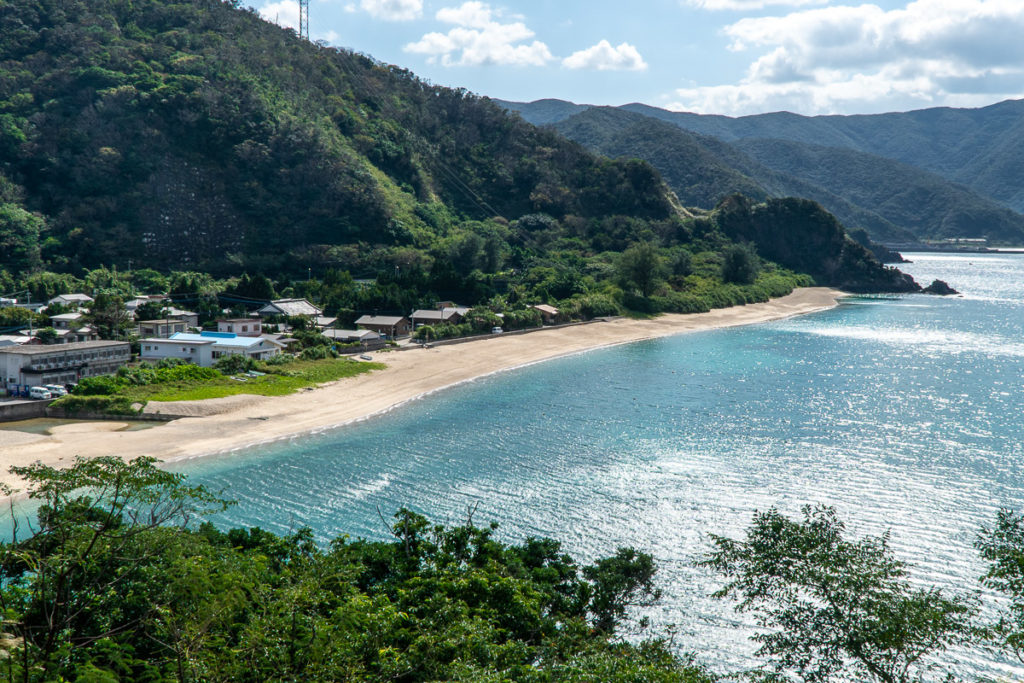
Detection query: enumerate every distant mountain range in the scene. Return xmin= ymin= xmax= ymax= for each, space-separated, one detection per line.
xmin=499 ymin=98 xmax=1024 ymax=245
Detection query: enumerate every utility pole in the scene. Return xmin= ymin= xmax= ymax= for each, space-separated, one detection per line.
xmin=299 ymin=0 xmax=310 ymax=40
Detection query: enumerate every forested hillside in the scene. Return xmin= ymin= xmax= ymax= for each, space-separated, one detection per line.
xmin=0 ymin=0 xmax=915 ymax=322
xmin=621 ymin=99 xmax=1024 ymax=214
xmin=733 ymin=139 xmax=1024 ymax=243
xmin=548 ymin=107 xmax=917 ymax=244
xmin=0 ymin=0 xmax=675 ymax=276
xmin=504 ymin=99 xmax=1024 ymax=244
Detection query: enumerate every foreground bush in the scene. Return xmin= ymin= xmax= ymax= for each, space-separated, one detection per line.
xmin=0 ymin=457 xmax=713 ymax=683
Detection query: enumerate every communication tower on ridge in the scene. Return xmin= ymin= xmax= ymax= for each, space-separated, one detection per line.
xmin=299 ymin=0 xmax=310 ymax=41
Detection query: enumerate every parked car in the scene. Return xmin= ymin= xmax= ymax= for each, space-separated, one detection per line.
xmin=28 ymin=386 xmax=52 ymax=400
xmin=44 ymin=384 xmax=67 ymax=397
xmin=491 ymin=327 xmax=503 ymax=334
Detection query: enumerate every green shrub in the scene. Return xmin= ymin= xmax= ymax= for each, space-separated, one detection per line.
xmin=299 ymin=345 xmax=338 ymax=360
xmin=73 ymin=375 xmax=124 ymax=396
xmin=54 ymin=394 xmax=139 ymax=415
xmin=502 ymin=308 xmax=543 ymax=330
xmin=214 ymin=354 xmax=257 ymax=374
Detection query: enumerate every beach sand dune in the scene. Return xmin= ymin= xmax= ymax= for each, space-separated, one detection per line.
xmin=0 ymin=288 xmax=842 ymax=493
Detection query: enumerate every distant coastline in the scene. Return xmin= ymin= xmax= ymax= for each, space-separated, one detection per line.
xmin=0 ymin=288 xmax=843 ymax=494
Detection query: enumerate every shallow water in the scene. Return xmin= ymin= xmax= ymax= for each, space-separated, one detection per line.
xmin=135 ymin=252 xmax=1024 ymax=677
xmin=0 ymin=417 xmax=158 ymax=435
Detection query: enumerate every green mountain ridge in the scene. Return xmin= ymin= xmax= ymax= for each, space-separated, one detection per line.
xmin=619 ymin=98 xmax=1024 ymax=216
xmin=501 ymin=98 xmax=1024 ymax=244
xmin=547 ymin=107 xmax=916 ymax=244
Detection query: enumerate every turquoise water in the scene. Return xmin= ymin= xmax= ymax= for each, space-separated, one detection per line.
xmin=167 ymin=252 xmax=1023 ymax=677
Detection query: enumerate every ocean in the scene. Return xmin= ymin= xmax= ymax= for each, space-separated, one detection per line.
xmin=163 ymin=252 xmax=1024 ymax=677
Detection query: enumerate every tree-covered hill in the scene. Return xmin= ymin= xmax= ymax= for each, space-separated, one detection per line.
xmin=551 ymin=107 xmax=771 ymax=208
xmin=0 ymin=0 xmax=675 ymax=276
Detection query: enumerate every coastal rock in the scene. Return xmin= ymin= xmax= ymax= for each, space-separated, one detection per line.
xmin=923 ymin=279 xmax=959 ymax=295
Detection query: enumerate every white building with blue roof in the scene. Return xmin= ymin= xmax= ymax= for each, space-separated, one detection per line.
xmin=139 ymin=331 xmax=283 ymax=367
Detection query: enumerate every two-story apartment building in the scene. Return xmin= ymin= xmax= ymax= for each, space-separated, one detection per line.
xmin=0 ymin=340 xmax=131 ymax=392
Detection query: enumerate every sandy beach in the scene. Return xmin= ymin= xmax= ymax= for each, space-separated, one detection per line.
xmin=0 ymin=287 xmax=842 ymax=493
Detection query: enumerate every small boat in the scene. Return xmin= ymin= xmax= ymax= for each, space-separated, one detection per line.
xmin=359 ymin=354 xmax=373 ymax=360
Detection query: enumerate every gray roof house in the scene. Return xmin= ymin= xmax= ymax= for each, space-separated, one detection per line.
xmin=257 ymin=298 xmax=322 ymax=318
xmin=355 ymin=315 xmax=411 ymax=338
xmin=47 ymin=293 xmax=94 ymax=308
xmin=410 ymin=306 xmax=470 ymax=328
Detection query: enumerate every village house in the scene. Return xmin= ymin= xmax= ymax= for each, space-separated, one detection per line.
xmin=531 ymin=304 xmax=560 ymax=324
xmin=323 ymin=328 xmax=385 ymax=350
xmin=47 ymin=293 xmax=94 ymax=309
xmin=315 ymin=316 xmax=337 ymax=330
xmin=217 ymin=318 xmax=263 ymax=337
xmin=163 ymin=307 xmax=199 ymax=327
xmin=257 ymin=298 xmax=322 ymax=318
xmin=137 ymin=319 xmax=188 ymax=338
xmin=48 ymin=312 xmax=99 ymax=343
xmin=354 ymin=315 xmax=411 ymax=339
xmin=125 ymin=295 xmax=167 ymax=314
xmin=0 ymin=340 xmax=131 ymax=393
xmin=49 ymin=312 xmax=84 ymax=331
xmin=0 ymin=335 xmax=37 ymax=348
xmin=410 ymin=306 xmax=470 ymax=328
xmin=139 ymin=331 xmax=283 ymax=367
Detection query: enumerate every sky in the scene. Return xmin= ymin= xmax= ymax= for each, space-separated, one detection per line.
xmin=250 ymin=0 xmax=1024 ymax=116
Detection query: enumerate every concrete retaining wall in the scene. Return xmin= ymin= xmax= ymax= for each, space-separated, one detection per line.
xmin=45 ymin=407 xmax=176 ymax=422
xmin=0 ymin=399 xmax=52 ymax=422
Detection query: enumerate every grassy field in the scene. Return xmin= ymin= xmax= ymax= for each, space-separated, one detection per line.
xmin=51 ymin=357 xmax=387 ymax=415
xmin=126 ymin=358 xmax=386 ymax=402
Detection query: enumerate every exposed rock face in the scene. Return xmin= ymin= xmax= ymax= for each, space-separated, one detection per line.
xmin=923 ymin=279 xmax=959 ymax=295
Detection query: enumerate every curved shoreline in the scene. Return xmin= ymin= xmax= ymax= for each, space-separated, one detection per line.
xmin=0 ymin=287 xmax=844 ymax=493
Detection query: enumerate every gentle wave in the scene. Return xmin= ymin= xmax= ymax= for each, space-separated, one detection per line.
xmin=790 ymin=324 xmax=1024 ymax=358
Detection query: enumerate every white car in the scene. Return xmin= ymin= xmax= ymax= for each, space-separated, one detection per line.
xmin=28 ymin=386 xmax=52 ymax=400
xmin=44 ymin=384 xmax=68 ymax=397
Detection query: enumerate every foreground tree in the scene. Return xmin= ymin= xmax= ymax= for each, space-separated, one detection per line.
xmin=977 ymin=508 xmax=1024 ymax=663
xmin=702 ymin=505 xmax=977 ymax=683
xmin=0 ymin=458 xmax=710 ymax=682
xmin=0 ymin=457 xmax=231 ymax=681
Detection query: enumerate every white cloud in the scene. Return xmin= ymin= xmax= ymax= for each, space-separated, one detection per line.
xmin=685 ymin=0 xmax=829 ymax=9
xmin=404 ymin=2 xmax=553 ymax=66
xmin=669 ymin=0 xmax=1024 ymax=114
xmin=360 ymin=0 xmax=422 ymax=21
xmin=436 ymin=0 xmax=493 ymax=28
xmin=258 ymin=0 xmax=300 ymax=30
xmin=563 ymin=40 xmax=648 ymax=71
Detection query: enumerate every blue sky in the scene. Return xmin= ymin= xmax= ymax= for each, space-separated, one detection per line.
xmin=251 ymin=0 xmax=1024 ymax=116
